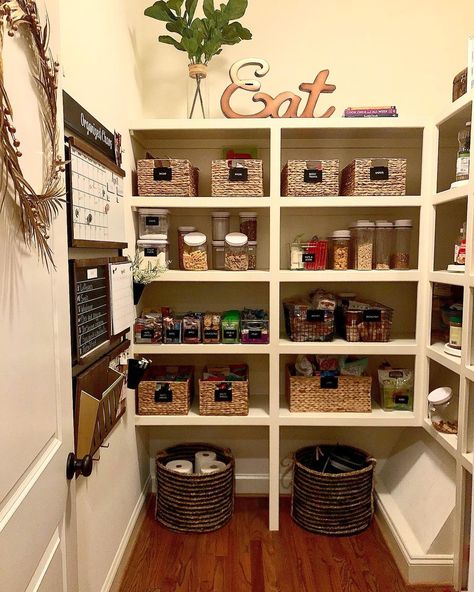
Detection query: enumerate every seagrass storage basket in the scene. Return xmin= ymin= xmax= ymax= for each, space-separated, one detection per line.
xmin=285 ymin=365 xmax=372 ymax=413
xmin=281 ymin=159 xmax=340 ymax=196
xmin=211 ymin=159 xmax=264 ymax=197
xmin=155 ymin=442 xmax=234 ymax=533
xmin=137 ymin=157 xmax=199 ymax=196
xmin=340 ymin=158 xmax=407 ymax=196
xmin=198 ymin=365 xmax=249 ymax=416
xmin=291 ymin=445 xmax=376 ymax=536
xmin=137 ymin=366 xmax=193 ymax=415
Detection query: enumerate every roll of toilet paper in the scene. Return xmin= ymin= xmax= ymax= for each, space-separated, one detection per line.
xmin=200 ymin=460 xmax=226 ymax=475
xmin=166 ymin=459 xmax=193 ymax=475
xmin=195 ymin=450 xmax=217 ymax=474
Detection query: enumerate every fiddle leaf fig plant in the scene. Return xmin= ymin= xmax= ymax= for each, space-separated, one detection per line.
xmin=144 ymin=0 xmax=252 ymax=64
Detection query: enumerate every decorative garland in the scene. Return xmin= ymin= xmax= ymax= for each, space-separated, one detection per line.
xmin=0 ymin=0 xmax=65 ymax=268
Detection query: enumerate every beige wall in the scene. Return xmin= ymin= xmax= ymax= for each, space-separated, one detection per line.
xmin=137 ymin=0 xmax=474 ymax=119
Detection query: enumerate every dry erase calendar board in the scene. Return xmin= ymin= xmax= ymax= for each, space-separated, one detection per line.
xmin=66 ymin=137 xmax=127 ymax=249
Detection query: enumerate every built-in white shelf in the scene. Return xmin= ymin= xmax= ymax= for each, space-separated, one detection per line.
xmin=462 ymin=453 xmax=473 ymax=474
xmin=128 ymin=196 xmax=272 ymax=209
xmin=429 ymin=270 xmax=466 ymax=286
xmin=133 ymin=343 xmax=271 ymax=355
xmin=279 ymin=270 xmax=420 ymax=282
xmin=422 ymin=418 xmax=458 ymax=459
xmin=432 ymin=183 xmax=472 ymax=206
xmin=464 ymin=365 xmax=474 ymax=382
xmin=156 ymin=270 xmax=271 ymax=282
xmin=278 ymin=337 xmax=417 ymax=355
xmin=436 ymin=90 xmax=473 ymax=127
xmin=278 ymin=196 xmax=422 ymax=208
xmin=427 ymin=342 xmax=462 ymax=374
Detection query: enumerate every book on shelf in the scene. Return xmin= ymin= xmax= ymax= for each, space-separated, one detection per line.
xmin=344 ymin=106 xmax=398 ymax=117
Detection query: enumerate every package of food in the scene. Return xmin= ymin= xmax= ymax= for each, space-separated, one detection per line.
xmin=240 ymin=309 xmax=269 ymax=344
xmin=340 ymin=357 xmax=369 ymax=376
xmin=309 ymin=289 xmax=337 ymax=311
xmin=378 ymin=368 xmax=414 ymax=411
xmin=162 ymin=312 xmax=182 ymax=344
xmin=202 ymin=312 xmax=221 ymax=344
xmin=182 ymin=313 xmax=203 ymax=344
xmin=316 ymin=355 xmax=340 ymax=372
xmin=221 ymin=310 xmax=241 ymax=344
xmin=134 ymin=311 xmax=162 ymax=344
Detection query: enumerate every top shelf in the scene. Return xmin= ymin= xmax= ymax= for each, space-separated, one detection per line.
xmin=436 ymin=90 xmax=473 ymax=127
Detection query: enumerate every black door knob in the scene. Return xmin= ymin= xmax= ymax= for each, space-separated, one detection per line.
xmin=66 ymin=452 xmax=93 ymax=480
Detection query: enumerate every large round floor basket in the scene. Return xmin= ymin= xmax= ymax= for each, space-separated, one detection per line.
xmin=291 ymin=445 xmax=376 ymax=536
xmin=155 ymin=443 xmax=235 ymax=533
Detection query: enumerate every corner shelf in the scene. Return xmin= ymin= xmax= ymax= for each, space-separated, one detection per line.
xmin=427 ymin=343 xmax=462 ymax=375
xmin=429 ymin=270 xmax=466 ymax=286
xmin=433 ymin=183 xmax=472 ymax=205
xmin=279 ymin=270 xmax=420 ymax=282
xmin=461 ymin=453 xmax=473 ymax=474
xmin=422 ymin=418 xmax=458 ymax=459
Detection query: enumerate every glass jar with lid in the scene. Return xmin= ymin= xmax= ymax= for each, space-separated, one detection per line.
xmin=351 ymin=220 xmax=375 ymax=270
xmin=224 ymin=232 xmax=249 ymax=271
xmin=137 ymin=239 xmax=169 ymax=269
xmin=178 ymin=226 xmax=196 ymax=270
xmin=455 ymin=121 xmax=471 ymax=183
xmin=448 ymin=314 xmax=463 ymax=350
xmin=248 ymin=241 xmax=257 ymax=270
xmin=427 ymin=387 xmax=458 ymax=434
xmin=391 ymin=219 xmax=412 ymax=269
xmin=329 ymin=230 xmax=350 ymax=270
xmin=239 ymin=212 xmax=258 ymax=241
xmin=212 ymin=240 xmax=225 ymax=270
xmin=211 ymin=212 xmax=230 ymax=241
xmin=374 ymin=220 xmax=393 ymax=270
xmin=138 ymin=208 xmax=169 ymax=239
xmin=183 ymin=232 xmax=208 ymax=271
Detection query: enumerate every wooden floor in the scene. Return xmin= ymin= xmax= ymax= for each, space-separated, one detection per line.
xmin=117 ymin=497 xmax=454 ymax=592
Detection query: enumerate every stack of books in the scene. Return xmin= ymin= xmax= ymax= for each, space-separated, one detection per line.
xmin=344 ymin=106 xmax=398 ymax=118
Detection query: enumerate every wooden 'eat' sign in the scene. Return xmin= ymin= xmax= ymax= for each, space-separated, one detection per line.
xmin=221 ymin=59 xmax=336 ymax=119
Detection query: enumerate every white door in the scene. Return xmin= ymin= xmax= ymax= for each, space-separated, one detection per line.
xmin=0 ymin=1 xmax=78 ymax=590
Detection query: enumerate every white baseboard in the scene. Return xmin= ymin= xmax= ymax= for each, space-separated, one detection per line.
xmin=150 ymin=472 xmax=269 ymax=495
xmin=375 ymin=489 xmax=453 ymax=586
xmin=100 ymin=476 xmax=151 ymax=592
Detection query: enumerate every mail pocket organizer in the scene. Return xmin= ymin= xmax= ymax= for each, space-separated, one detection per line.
xmin=137 ymin=366 xmax=194 ymax=415
xmin=137 ymin=157 xmax=199 ymax=197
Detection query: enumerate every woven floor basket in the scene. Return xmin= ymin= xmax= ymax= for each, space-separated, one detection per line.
xmin=286 ymin=365 xmax=372 ymax=413
xmin=156 ymin=443 xmax=234 ymax=533
xmin=291 ymin=445 xmax=376 ymax=536
xmin=340 ymin=158 xmax=406 ymax=196
xmin=211 ymin=159 xmax=264 ymax=197
xmin=199 ymin=372 xmax=249 ymax=416
xmin=137 ymin=158 xmax=199 ymax=196
xmin=281 ymin=160 xmax=340 ymax=196
xmin=137 ymin=366 xmax=193 ymax=415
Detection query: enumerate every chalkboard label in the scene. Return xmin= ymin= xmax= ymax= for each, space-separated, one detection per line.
xmin=370 ymin=166 xmax=389 ymax=181
xmin=394 ymin=394 xmax=409 ymax=405
xmin=320 ymin=373 xmax=338 ymax=389
xmin=223 ymin=329 xmax=238 ymax=340
xmin=214 ymin=383 xmax=233 ymax=402
xmin=154 ymin=383 xmax=173 ymax=403
xmin=144 ymin=247 xmax=158 ymax=257
xmin=204 ymin=329 xmax=219 ymax=340
xmin=166 ymin=329 xmax=180 ymax=340
xmin=307 ymin=309 xmax=325 ymax=321
xmin=229 ymin=167 xmax=248 ymax=181
xmin=389 ymin=370 xmax=404 ymax=378
xmin=141 ymin=329 xmax=154 ymax=339
xmin=363 ymin=309 xmax=382 ymax=322
xmin=153 ymin=167 xmax=172 ymax=181
xmin=302 ymin=253 xmax=315 ymax=263
xmin=184 ymin=328 xmax=199 ymax=339
xmin=304 ymin=169 xmax=322 ymax=183
xmin=249 ymin=329 xmax=262 ymax=339
xmin=145 ymin=216 xmax=159 ymax=226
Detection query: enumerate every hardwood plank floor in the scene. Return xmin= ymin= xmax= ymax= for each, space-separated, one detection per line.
xmin=117 ymin=497 xmax=454 ymax=592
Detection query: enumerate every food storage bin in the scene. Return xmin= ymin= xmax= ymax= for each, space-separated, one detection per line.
xmin=289 ymin=240 xmax=328 ymax=270
xmin=378 ymin=368 xmax=414 ymax=411
xmin=202 ymin=312 xmax=221 ymax=343
xmin=283 ymin=298 xmax=335 ymax=342
xmin=374 ymin=220 xmax=393 ymax=270
xmin=182 ymin=313 xmax=203 ymax=344
xmin=183 ymin=232 xmax=208 ymax=271
xmin=221 ymin=310 xmax=240 ymax=343
xmin=211 ymin=159 xmax=264 ymax=197
xmin=211 ymin=212 xmax=230 ymax=241
xmin=351 ymin=220 xmax=375 ymax=270
xmin=137 ymin=157 xmax=199 ymax=197
xmin=178 ymin=226 xmax=196 ymax=270
xmin=138 ymin=208 xmax=170 ymax=239
xmin=340 ymin=158 xmax=407 ymax=196
xmin=134 ymin=313 xmax=162 ymax=344
xmin=137 ymin=239 xmax=169 ymax=269
xmin=239 ymin=212 xmax=258 ymax=241
xmin=248 ymin=242 xmax=257 ymax=270
xmin=391 ymin=219 xmax=412 ymax=269
xmin=137 ymin=366 xmax=193 ymax=415
xmin=212 ymin=241 xmax=225 ymax=270
xmin=329 ymin=230 xmax=350 ymax=270
xmin=428 ymin=387 xmax=458 ymax=434
xmin=199 ymin=365 xmax=249 ymax=416
xmin=342 ymin=298 xmax=393 ymax=342
xmin=281 ymin=159 xmax=340 ymax=196
xmin=240 ymin=309 xmax=269 ymax=344
xmin=162 ymin=313 xmax=182 ymax=344
xmin=224 ymin=233 xmax=249 ymax=271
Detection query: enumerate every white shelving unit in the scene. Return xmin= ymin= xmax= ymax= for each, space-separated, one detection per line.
xmin=126 ymin=97 xmax=474 ymax=589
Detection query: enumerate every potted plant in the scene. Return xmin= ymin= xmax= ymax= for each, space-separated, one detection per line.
xmin=131 ymin=251 xmax=168 ymax=305
xmin=144 ymin=0 xmax=252 ymax=118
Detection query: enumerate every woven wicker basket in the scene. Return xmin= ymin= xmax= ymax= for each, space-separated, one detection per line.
xmin=340 ymin=158 xmax=407 ymax=196
xmin=286 ymin=365 xmax=372 ymax=413
xmin=211 ymin=159 xmax=264 ymax=197
xmin=137 ymin=366 xmax=193 ymax=415
xmin=291 ymin=445 xmax=376 ymax=536
xmin=137 ymin=158 xmax=199 ymax=196
xmin=199 ymin=366 xmax=249 ymax=416
xmin=343 ymin=306 xmax=393 ymax=342
xmin=281 ymin=160 xmax=340 ymax=197
xmin=155 ymin=443 xmax=234 ymax=533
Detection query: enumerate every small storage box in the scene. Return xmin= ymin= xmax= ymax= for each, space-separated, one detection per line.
xmin=199 ymin=365 xmax=249 ymax=416
xmin=342 ymin=300 xmax=393 ymax=342
xmin=211 ymin=159 xmax=264 ymax=197
xmin=283 ymin=298 xmax=335 ymax=342
xmin=137 ymin=158 xmax=199 ymax=197
xmin=137 ymin=365 xmax=193 ymax=415
xmin=340 ymin=158 xmax=407 ymax=196
xmin=285 ymin=365 xmax=372 ymax=413
xmin=281 ymin=160 xmax=340 ymax=197
xmin=453 ymin=68 xmax=468 ymax=102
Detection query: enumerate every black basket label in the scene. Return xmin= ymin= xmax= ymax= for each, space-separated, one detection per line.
xmin=249 ymin=329 xmax=262 ymax=339
xmin=153 ymin=166 xmax=172 ymax=181
xmin=204 ymin=329 xmax=219 ymax=339
xmin=223 ymin=329 xmax=237 ymax=340
xmin=320 ymin=373 xmax=338 ymax=389
xmin=307 ymin=309 xmax=325 ymax=321
xmin=229 ymin=167 xmax=248 ymax=182
xmin=394 ymin=394 xmax=409 ymax=405
xmin=304 ymin=169 xmax=323 ymax=183
xmin=363 ymin=309 xmax=382 ymax=322
xmin=214 ymin=383 xmax=233 ymax=402
xmin=154 ymin=383 xmax=173 ymax=403
xmin=166 ymin=329 xmax=180 ymax=339
xmin=389 ymin=370 xmax=404 ymax=378
xmin=302 ymin=253 xmax=315 ymax=263
xmin=144 ymin=247 xmax=158 ymax=257
xmin=370 ymin=166 xmax=389 ymax=181
xmin=184 ymin=328 xmax=199 ymax=339
xmin=145 ymin=216 xmax=160 ymax=226
xmin=140 ymin=329 xmax=154 ymax=339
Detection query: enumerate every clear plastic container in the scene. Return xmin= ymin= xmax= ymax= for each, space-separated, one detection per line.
xmin=248 ymin=241 xmax=257 ymax=270
xmin=428 ymin=387 xmax=458 ymax=434
xmin=224 ymin=232 xmax=249 ymax=271
xmin=138 ymin=208 xmax=169 ymax=239
xmin=351 ymin=220 xmax=375 ymax=270
xmin=456 ymin=121 xmax=471 ymax=182
xmin=137 ymin=239 xmax=169 ymax=269
xmin=391 ymin=219 xmax=412 ymax=269
xmin=212 ymin=240 xmax=225 ymax=270
xmin=211 ymin=212 xmax=230 ymax=241
xmin=221 ymin=310 xmax=241 ymax=343
xmin=183 ymin=232 xmax=208 ymax=271
xmin=374 ymin=220 xmax=393 ymax=270
xmin=329 ymin=230 xmax=350 ymax=270
xmin=239 ymin=212 xmax=258 ymax=241
xmin=178 ymin=226 xmax=196 ymax=270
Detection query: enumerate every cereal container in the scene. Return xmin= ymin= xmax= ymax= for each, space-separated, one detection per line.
xmin=182 ymin=313 xmax=203 ymax=344
xmin=137 ymin=239 xmax=169 ymax=269
xmin=329 ymin=230 xmax=350 ymax=270
xmin=391 ymin=220 xmax=412 ymax=269
xmin=351 ymin=220 xmax=375 ymax=271
xmin=239 ymin=212 xmax=258 ymax=241
xmin=202 ymin=312 xmax=221 ymax=343
xmin=177 ymin=226 xmax=196 ymax=270
xmin=183 ymin=232 xmax=208 ymax=271
xmin=374 ymin=220 xmax=393 ymax=270
xmin=138 ymin=208 xmax=169 ymax=239
xmin=248 ymin=241 xmax=257 ymax=270
xmin=211 ymin=212 xmax=230 ymax=241
xmin=212 ymin=240 xmax=226 ymax=270
xmin=224 ymin=233 xmax=249 ymax=271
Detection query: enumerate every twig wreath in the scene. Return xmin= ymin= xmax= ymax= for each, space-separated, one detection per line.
xmin=0 ymin=0 xmax=65 ymax=268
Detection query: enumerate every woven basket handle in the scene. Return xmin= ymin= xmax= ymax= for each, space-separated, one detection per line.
xmin=280 ymin=454 xmax=294 ymax=490
xmin=305 ymin=160 xmax=322 ymax=170
xmin=370 ymin=158 xmax=388 ymax=168
xmin=227 ymin=159 xmax=246 ymax=168
xmin=146 ymin=152 xmax=172 ymax=168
